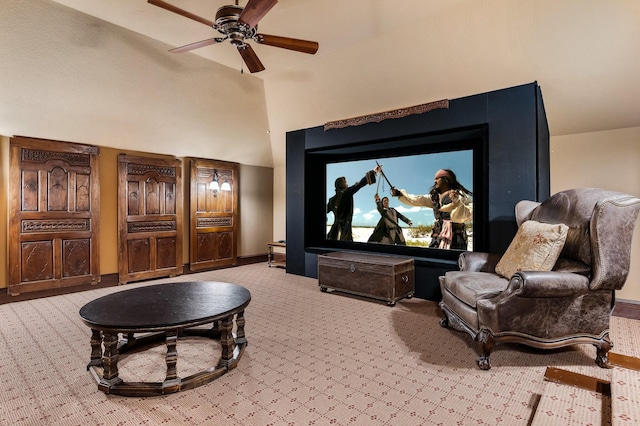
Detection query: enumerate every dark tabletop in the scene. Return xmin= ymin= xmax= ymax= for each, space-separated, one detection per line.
xmin=79 ymin=281 xmax=251 ymax=331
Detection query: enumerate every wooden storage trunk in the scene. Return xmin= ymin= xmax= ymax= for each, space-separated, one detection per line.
xmin=318 ymin=252 xmax=414 ymax=306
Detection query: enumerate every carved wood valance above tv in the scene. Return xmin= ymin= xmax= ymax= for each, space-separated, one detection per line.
xmin=286 ymin=82 xmax=550 ymax=301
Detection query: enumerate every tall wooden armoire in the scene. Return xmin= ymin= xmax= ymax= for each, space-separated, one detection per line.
xmin=189 ymin=158 xmax=238 ymax=271
xmin=8 ymin=137 xmax=101 ymax=295
xmin=117 ymin=154 xmax=183 ymax=284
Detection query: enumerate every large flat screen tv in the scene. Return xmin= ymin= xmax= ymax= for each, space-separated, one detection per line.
xmin=304 ymin=125 xmax=487 ymax=261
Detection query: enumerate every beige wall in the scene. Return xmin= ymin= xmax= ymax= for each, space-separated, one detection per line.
xmin=238 ymin=164 xmax=275 ymax=256
xmin=551 ymin=127 xmax=640 ymax=302
xmin=1 ymin=143 xmax=273 ymax=286
xmin=1 ymin=0 xmax=273 ymax=169
xmin=98 ymin=147 xmax=119 ymax=274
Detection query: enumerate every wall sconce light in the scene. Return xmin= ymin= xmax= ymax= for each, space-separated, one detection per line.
xmin=209 ymin=170 xmax=221 ymax=191
xmin=209 ymin=170 xmax=231 ymax=195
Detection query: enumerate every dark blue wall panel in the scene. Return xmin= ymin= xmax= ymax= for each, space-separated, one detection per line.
xmin=286 ymin=82 xmax=550 ymax=301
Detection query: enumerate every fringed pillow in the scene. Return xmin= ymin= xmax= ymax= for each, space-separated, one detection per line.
xmin=495 ymin=220 xmax=569 ymax=279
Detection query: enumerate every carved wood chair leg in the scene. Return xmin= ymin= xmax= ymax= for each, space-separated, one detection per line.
xmin=440 ymin=316 xmax=449 ymax=328
xmin=477 ymin=356 xmax=491 ymax=370
xmin=476 ymin=329 xmax=494 ymax=371
xmin=595 ymin=334 xmax=613 ymax=369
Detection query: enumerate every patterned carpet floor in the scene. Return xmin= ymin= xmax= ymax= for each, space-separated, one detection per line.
xmin=1 ymin=263 xmax=638 ymax=425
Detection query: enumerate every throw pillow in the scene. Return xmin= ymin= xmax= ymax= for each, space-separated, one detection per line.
xmin=495 ymin=220 xmax=569 ymax=279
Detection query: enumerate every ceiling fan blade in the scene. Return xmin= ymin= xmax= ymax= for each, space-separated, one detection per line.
xmin=237 ymin=44 xmax=266 ymax=73
xmin=255 ymin=34 xmax=319 ymax=54
xmin=169 ymin=38 xmax=222 ymax=53
xmin=148 ymin=0 xmax=215 ymax=27
xmin=238 ymin=0 xmax=278 ymax=29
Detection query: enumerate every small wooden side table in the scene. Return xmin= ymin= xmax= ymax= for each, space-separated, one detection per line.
xmin=267 ymin=242 xmax=286 ymax=268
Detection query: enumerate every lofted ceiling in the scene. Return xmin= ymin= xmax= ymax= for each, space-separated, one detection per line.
xmin=49 ymin=0 xmax=468 ymax=78
xmin=25 ymin=1 xmax=640 ymax=165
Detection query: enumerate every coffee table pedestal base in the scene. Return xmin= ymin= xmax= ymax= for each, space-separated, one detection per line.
xmin=86 ymin=317 xmax=247 ymax=397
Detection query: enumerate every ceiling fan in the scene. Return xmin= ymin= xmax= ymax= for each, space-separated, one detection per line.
xmin=148 ymin=0 xmax=319 ymax=73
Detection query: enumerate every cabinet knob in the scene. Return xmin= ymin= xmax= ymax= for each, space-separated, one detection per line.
xmin=402 ymin=275 xmax=409 ymax=283
xmin=349 ymin=263 xmax=356 ymax=273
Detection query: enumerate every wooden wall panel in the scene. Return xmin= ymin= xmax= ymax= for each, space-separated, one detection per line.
xmin=189 ymin=158 xmax=238 ymax=271
xmin=118 ymin=154 xmax=183 ymax=284
xmin=62 ymin=239 xmax=91 ymax=277
xmin=20 ymin=241 xmax=54 ymax=282
xmin=8 ymin=137 xmax=100 ymax=295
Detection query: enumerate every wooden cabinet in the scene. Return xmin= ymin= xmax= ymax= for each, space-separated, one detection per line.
xmin=117 ymin=154 xmax=183 ymax=284
xmin=8 ymin=137 xmax=101 ymax=295
xmin=318 ymin=252 xmax=414 ymax=306
xmin=189 ymin=159 xmax=238 ymax=271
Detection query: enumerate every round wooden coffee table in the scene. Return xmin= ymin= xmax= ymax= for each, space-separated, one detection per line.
xmin=79 ymin=281 xmax=251 ymax=396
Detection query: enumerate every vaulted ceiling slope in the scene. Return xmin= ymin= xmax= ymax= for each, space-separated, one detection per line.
xmin=1 ymin=0 xmax=273 ymax=167
xmin=3 ymin=0 xmax=640 ymax=169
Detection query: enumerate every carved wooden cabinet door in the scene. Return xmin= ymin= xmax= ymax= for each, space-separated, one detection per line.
xmin=8 ymin=137 xmax=100 ymax=295
xmin=189 ymin=159 xmax=238 ymax=271
xmin=118 ymin=154 xmax=183 ymax=284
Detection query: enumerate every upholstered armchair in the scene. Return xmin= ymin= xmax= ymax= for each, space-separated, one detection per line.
xmin=439 ymin=188 xmax=640 ymax=370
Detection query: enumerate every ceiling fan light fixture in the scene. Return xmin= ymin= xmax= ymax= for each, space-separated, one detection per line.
xmin=214 ymin=5 xmax=243 ymax=28
xmin=148 ymin=0 xmax=319 ymax=73
xmin=229 ymin=33 xmax=246 ymax=46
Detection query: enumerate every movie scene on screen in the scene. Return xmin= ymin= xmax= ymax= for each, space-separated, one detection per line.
xmin=326 ymin=150 xmax=474 ymax=251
